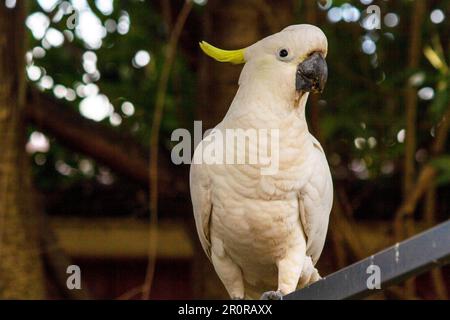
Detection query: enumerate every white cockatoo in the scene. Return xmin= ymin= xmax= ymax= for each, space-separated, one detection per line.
xmin=190 ymin=24 xmax=333 ymax=300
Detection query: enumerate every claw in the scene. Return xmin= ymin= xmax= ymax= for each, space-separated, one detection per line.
xmin=260 ymin=290 xmax=283 ymax=300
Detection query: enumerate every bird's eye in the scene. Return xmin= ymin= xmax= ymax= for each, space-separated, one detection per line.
xmin=279 ymin=49 xmax=288 ymax=58
xmin=277 ymin=48 xmax=292 ymax=61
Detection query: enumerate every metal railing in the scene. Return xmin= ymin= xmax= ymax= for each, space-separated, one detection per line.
xmin=285 ymin=220 xmax=450 ymax=300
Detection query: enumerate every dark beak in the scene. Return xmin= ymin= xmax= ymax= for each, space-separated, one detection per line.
xmin=296 ymin=51 xmax=327 ymax=93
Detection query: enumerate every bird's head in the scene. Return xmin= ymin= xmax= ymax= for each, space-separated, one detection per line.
xmin=200 ymin=24 xmax=328 ymax=103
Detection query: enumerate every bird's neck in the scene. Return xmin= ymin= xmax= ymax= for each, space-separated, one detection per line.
xmin=223 ymin=81 xmax=310 ymax=135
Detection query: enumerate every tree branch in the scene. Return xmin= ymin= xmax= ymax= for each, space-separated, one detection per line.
xmin=402 ymin=0 xmax=426 ymax=208
xmin=395 ymin=104 xmax=450 ymax=224
xmin=400 ymin=0 xmax=426 ymax=297
xmin=25 ymin=89 xmax=185 ymax=198
xmin=143 ymin=0 xmax=194 ymax=300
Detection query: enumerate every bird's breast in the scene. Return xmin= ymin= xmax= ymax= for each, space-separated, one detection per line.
xmin=205 ymin=115 xmax=315 ymax=260
xmin=211 ymin=191 xmax=303 ymax=261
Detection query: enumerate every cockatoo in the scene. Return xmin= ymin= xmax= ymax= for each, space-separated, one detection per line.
xmin=190 ymin=24 xmax=333 ymax=300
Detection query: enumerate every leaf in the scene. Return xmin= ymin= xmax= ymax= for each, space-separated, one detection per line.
xmin=430 ymin=155 xmax=450 ymax=186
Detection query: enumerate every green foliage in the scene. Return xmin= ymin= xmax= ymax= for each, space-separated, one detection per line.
xmin=27 ymin=0 xmax=196 ymax=195
xmin=430 ymin=155 xmax=450 ymax=186
xmin=23 ymin=0 xmax=450 ymax=218
xmin=313 ymin=0 xmax=450 ymax=185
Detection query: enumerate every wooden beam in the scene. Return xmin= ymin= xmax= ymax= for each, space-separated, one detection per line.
xmin=50 ymin=218 xmax=194 ymax=259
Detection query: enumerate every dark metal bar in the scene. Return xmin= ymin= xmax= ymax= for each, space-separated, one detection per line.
xmin=285 ymin=220 xmax=450 ymax=300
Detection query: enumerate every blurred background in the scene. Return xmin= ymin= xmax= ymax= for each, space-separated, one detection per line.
xmin=0 ymin=0 xmax=449 ymax=300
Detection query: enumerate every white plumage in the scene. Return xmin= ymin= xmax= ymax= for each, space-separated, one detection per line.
xmin=190 ymin=25 xmax=333 ymax=299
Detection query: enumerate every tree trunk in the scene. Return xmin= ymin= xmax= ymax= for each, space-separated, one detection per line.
xmin=0 ymin=2 xmax=46 ymax=298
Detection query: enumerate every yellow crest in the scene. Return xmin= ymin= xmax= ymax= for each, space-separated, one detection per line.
xmin=199 ymin=41 xmax=245 ymax=64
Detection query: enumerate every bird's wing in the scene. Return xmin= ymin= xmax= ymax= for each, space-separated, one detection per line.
xmin=299 ymin=135 xmax=333 ymax=264
xmin=190 ymin=144 xmax=213 ymax=260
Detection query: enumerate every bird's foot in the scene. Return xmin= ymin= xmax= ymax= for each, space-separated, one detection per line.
xmin=260 ymin=290 xmax=283 ymax=300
